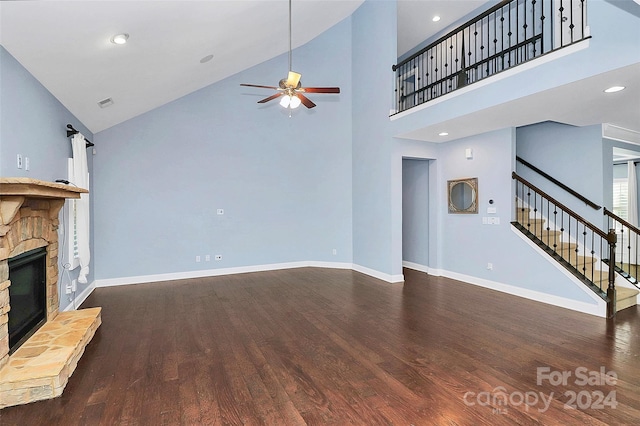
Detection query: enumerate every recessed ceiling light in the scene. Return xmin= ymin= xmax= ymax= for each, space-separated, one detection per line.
xmin=439 ymin=132 xmax=449 ymax=136
xmin=110 ymin=33 xmax=129 ymax=45
xmin=604 ymin=86 xmax=625 ymax=93
xmin=200 ymin=54 xmax=214 ymax=64
xmin=432 ymin=16 xmax=441 ymax=22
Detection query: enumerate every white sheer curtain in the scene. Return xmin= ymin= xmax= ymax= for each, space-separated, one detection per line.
xmin=72 ymin=134 xmax=91 ymax=283
xmin=627 ymin=161 xmax=638 ymax=264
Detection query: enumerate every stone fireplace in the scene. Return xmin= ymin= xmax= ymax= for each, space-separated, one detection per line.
xmin=0 ymin=178 xmax=101 ymax=408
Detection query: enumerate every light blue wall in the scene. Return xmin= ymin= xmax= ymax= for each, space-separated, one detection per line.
xmin=351 ymin=0 xmax=398 ymax=277
xmin=0 ymin=46 xmax=94 ymax=311
xmin=0 ymin=47 xmax=93 ymax=180
xmin=92 ymin=18 xmax=353 ymax=280
xmin=393 ymin=128 xmax=595 ymax=303
xmin=402 ymin=159 xmax=429 ymax=265
xmin=516 ymin=122 xmax=605 ymax=226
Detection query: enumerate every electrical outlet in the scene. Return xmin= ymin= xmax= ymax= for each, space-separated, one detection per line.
xmin=196 ymin=255 xmax=201 ymax=262
xmin=215 ymin=255 xmax=222 ymax=261
xmin=217 ymin=209 xmax=224 ymax=215
xmin=487 ymin=263 xmax=493 ymax=270
xmin=205 ymin=255 xmax=211 ymax=262
xmin=17 ymin=154 xmax=23 ymax=169
xmin=65 ymin=284 xmax=72 ymax=294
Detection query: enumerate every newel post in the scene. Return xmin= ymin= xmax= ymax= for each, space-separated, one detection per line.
xmin=607 ymin=228 xmax=617 ymax=319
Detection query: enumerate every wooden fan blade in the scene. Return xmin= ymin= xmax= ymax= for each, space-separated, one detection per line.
xmin=300 ymin=87 xmax=340 ymax=93
xmin=297 ymin=93 xmax=316 ymax=109
xmin=286 ymin=71 xmax=301 ymax=88
xmin=240 ymin=83 xmax=279 ymax=90
xmin=258 ymin=93 xmax=284 ymax=104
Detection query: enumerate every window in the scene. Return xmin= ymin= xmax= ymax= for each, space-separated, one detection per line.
xmin=613 ymin=177 xmax=628 ymax=221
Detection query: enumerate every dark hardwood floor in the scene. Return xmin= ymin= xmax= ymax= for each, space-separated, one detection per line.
xmin=1 ymin=267 xmax=639 ymax=425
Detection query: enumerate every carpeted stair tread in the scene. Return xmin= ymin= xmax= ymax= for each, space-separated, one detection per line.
xmin=617 ymin=287 xmax=640 ymax=312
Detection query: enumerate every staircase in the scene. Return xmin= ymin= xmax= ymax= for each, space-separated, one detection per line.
xmin=512 ymin=171 xmax=639 ymax=317
xmin=514 ymin=206 xmax=639 ymax=314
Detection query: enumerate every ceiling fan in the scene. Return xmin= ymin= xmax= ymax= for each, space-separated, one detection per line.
xmin=240 ymin=0 xmax=340 ymax=109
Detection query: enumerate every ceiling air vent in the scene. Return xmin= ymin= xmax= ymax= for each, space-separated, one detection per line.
xmin=97 ymin=98 xmax=114 ymax=108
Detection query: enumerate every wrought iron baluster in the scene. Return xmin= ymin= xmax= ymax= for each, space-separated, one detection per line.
xmin=635 ymin=231 xmax=638 ymax=280
xmin=582 ymin=221 xmax=587 ymax=275
xmin=590 ymin=231 xmax=595 ymax=283
xmin=600 ymin=237 xmax=605 ymax=290
xmin=500 ymin=7 xmax=505 ymax=71
xmin=524 ymin=0 xmax=529 ymax=61
xmin=570 ymin=0 xmax=575 ymax=44
xmin=492 ymin=11 xmax=497 ymax=73
xmin=550 ymin=203 xmax=556 ymax=253
xmin=567 ymin=215 xmax=573 ymax=265
xmin=541 ymin=0 xmax=545 ymax=54
xmin=561 ymin=208 xmax=565 ymax=257
xmin=581 ymin=0 xmax=586 ymax=40
xmin=560 ymin=0 xmax=565 ymax=47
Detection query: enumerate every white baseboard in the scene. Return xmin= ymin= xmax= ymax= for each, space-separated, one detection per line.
xmin=79 ymin=259 xmax=607 ymax=317
xmin=441 ymin=269 xmax=606 ymax=317
xmin=402 ymin=261 xmax=442 ymax=276
xmin=402 ymin=259 xmax=605 ymax=317
xmin=352 ymin=263 xmax=404 ymax=283
xmin=402 ymin=261 xmax=428 ymax=273
xmin=62 ymin=280 xmax=96 ymax=312
xmin=95 ymin=261 xmax=396 ymax=288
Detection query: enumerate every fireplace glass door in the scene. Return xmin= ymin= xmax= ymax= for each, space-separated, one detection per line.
xmin=8 ymin=247 xmax=47 ymax=354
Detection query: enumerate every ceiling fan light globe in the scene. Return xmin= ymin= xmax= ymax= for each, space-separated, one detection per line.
xmin=289 ymin=95 xmax=302 ymax=109
xmin=280 ymin=95 xmax=291 ymax=108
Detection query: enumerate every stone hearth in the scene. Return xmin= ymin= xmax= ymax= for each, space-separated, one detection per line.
xmin=0 ymin=178 xmax=101 ymax=408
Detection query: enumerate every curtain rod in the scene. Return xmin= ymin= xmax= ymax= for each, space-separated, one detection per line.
xmin=66 ymin=124 xmax=94 ymax=148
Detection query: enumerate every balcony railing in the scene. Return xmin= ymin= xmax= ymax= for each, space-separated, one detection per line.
xmin=392 ymin=0 xmax=590 ymax=114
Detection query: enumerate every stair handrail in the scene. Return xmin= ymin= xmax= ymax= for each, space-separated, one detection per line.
xmin=512 ymin=172 xmax=609 ymax=240
xmin=513 ymin=172 xmax=618 ymax=318
xmin=603 ymin=207 xmax=640 ymax=235
xmin=516 ymin=156 xmax=602 ymax=210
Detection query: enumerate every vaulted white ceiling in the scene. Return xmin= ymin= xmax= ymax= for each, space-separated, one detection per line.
xmin=0 ymin=0 xmax=365 ymax=133
xmin=1 ymin=0 xmax=639 ymax=138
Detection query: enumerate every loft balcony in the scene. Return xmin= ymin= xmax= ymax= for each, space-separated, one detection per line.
xmin=392 ymin=0 xmax=590 ymax=114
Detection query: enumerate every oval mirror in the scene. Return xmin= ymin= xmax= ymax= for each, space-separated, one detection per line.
xmin=448 ymin=178 xmax=478 ymax=213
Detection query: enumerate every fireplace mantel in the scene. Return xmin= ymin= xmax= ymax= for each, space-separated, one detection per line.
xmin=0 ymin=177 xmax=87 ymax=199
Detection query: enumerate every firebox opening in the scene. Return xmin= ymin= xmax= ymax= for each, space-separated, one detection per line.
xmin=8 ymin=247 xmax=47 ymax=354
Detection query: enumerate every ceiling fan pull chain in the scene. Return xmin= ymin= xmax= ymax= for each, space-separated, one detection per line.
xmin=288 ymin=0 xmax=292 ymax=72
